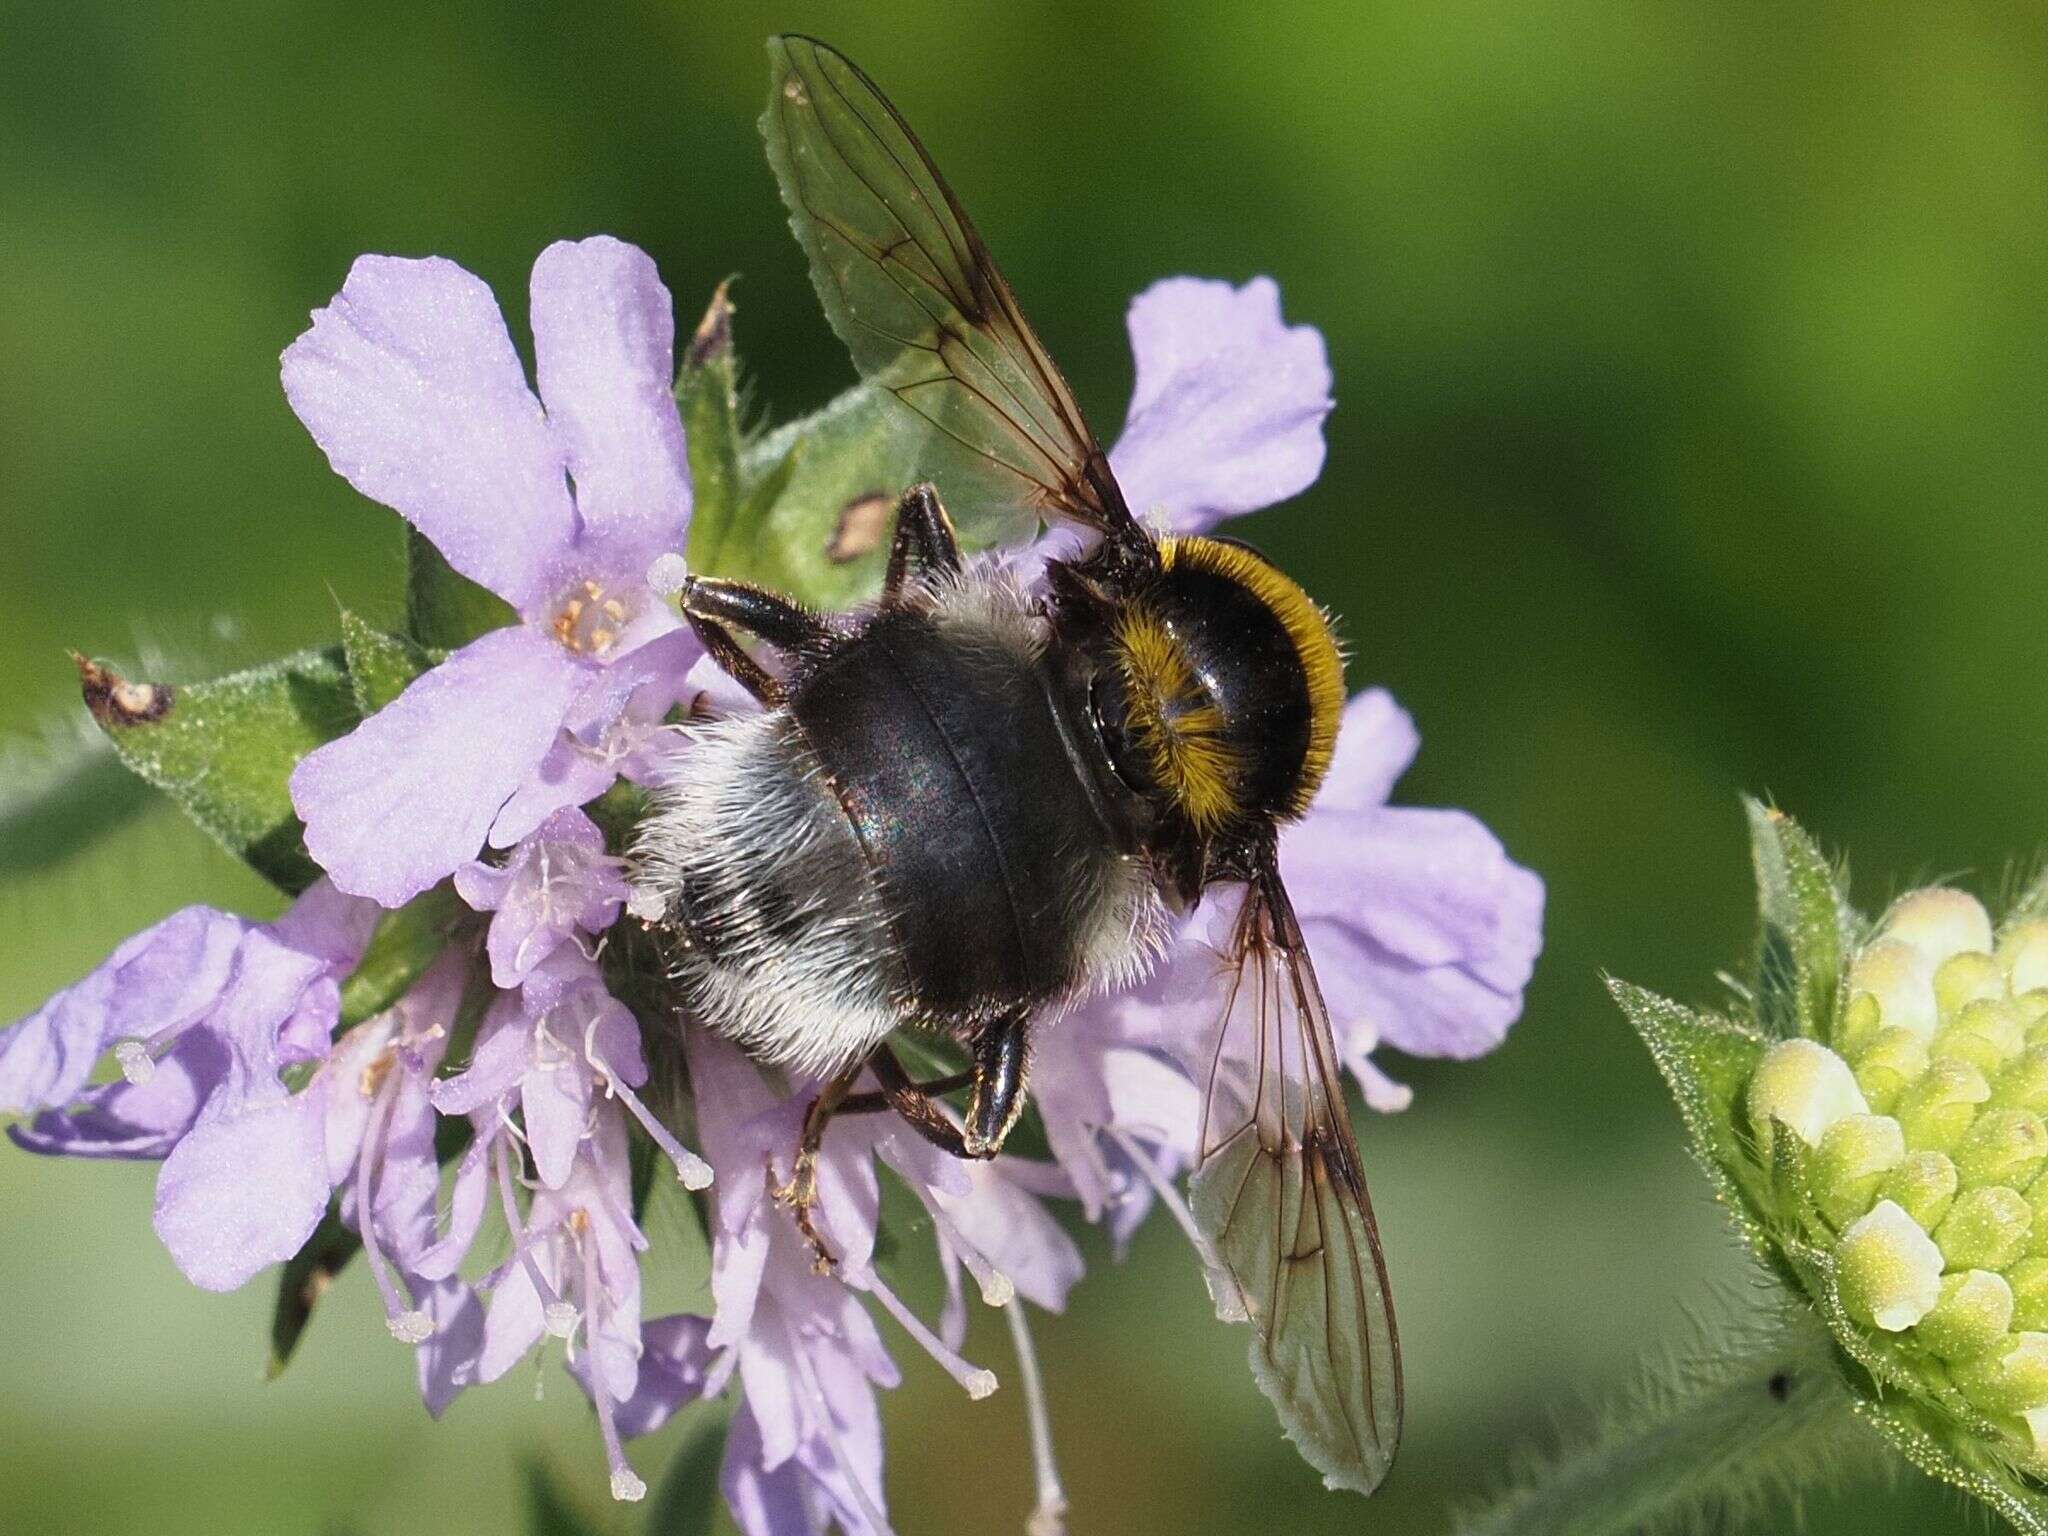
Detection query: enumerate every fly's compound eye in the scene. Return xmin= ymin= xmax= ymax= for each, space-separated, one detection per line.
xmin=1088 ymin=666 xmax=1157 ymax=800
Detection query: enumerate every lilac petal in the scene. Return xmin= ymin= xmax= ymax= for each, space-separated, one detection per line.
xmin=290 ymin=626 xmax=587 ymax=907
xmin=1284 ymin=805 xmax=1529 ymax=971
xmin=412 ymin=1131 xmax=493 ymax=1281
xmin=722 ymin=1404 xmax=826 ymax=1536
xmin=281 ymin=254 xmax=575 ymax=612
xmin=591 ymin=1313 xmax=717 ymax=1439
xmin=0 ymin=905 xmax=246 ymax=1113
xmin=428 ymin=995 xmax=529 ymax=1115
xmin=268 ymin=877 xmax=384 ymax=970
xmin=530 ymin=237 xmax=692 ymax=574
xmin=411 ymin=1274 xmax=484 ymax=1417
xmin=1318 ymin=689 xmax=1420 ymax=813
xmin=459 ymin=808 xmax=627 ymax=990
xmin=154 ymin=1093 xmax=329 ymax=1290
xmin=925 ymin=1160 xmax=1084 ymax=1311
xmin=9 ymin=1028 xmax=227 ymax=1160
xmin=478 ymin=1249 xmax=550 ymax=1383
xmin=1107 ymin=276 xmax=1331 ymax=534
xmin=521 ymin=1050 xmax=593 ymax=1190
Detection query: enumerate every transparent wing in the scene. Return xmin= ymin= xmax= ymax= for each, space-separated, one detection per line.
xmin=1188 ymin=863 xmax=1403 ymax=1495
xmin=761 ymin=35 xmax=1146 ymax=549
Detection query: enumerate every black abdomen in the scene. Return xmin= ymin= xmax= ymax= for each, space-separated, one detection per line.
xmin=789 ymin=611 xmax=1105 ymax=1024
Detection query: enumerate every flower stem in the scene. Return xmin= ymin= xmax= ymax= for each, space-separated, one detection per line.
xmin=1458 ymin=1304 xmax=1874 ymax=1536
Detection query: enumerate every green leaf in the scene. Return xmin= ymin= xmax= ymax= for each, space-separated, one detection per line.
xmin=522 ymin=1460 xmax=608 ymax=1536
xmin=75 ymin=646 xmax=358 ymax=895
xmin=0 ymin=730 xmax=154 ymax=883
xmin=267 ymin=1204 xmax=362 ymax=1379
xmin=1745 ymin=799 xmax=1856 ymax=1041
xmin=644 ymin=1399 xmax=733 ymax=1536
xmin=679 ymin=280 xmax=746 ymax=578
xmin=1849 ymin=1392 xmax=2048 ymax=1536
xmin=405 ymin=526 xmax=516 ymax=651
xmin=337 ymin=885 xmax=464 ymax=1029
xmin=339 ymin=609 xmax=436 ymax=716
xmin=1608 ymin=977 xmax=1776 ymax=1258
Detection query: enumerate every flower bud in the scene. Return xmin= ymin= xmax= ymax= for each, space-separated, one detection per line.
xmin=1989 ymin=1046 xmax=2048 ymax=1114
xmin=1835 ymin=990 xmax=1884 ymax=1061
xmin=2008 ymin=1256 xmax=2048 ymax=1332
xmin=1886 ymin=889 xmax=1993 ymax=968
xmin=1954 ymin=1109 xmax=2048 ymax=1193
xmin=1917 ymin=1270 xmax=2016 ymax=1359
xmin=1953 ymin=1332 xmax=2048 ymax=1416
xmin=1881 ymin=1151 xmax=1960 ymax=1232
xmin=1934 ymin=952 xmax=2006 ymax=1020
xmin=1747 ymin=1039 xmax=1867 ymax=1148
xmin=2001 ymin=919 xmax=2048 ymax=995
xmin=1812 ymin=1114 xmax=1906 ymax=1227
xmin=1852 ymin=1027 xmax=1931 ymax=1115
xmin=1848 ymin=940 xmax=1935 ymax=1040
xmin=1935 ymin=1186 xmax=2033 ymax=1272
xmin=1934 ymin=998 xmax=2026 ymax=1076
xmin=1896 ymin=1058 xmax=1991 ymax=1155
xmin=1837 ymin=1201 xmax=1945 ymax=1332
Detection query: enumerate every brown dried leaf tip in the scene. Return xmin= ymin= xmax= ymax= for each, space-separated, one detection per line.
xmin=685 ymin=278 xmax=736 ymax=372
xmin=828 ymin=492 xmax=893 ymax=564
xmin=73 ymin=651 xmax=174 ymax=727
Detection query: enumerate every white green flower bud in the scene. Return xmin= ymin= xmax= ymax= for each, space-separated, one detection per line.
xmin=1935 ymin=952 xmax=2008 ymax=1020
xmin=1881 ymin=1150 xmax=1960 ymax=1232
xmin=1746 ymin=1039 xmax=1867 ymax=1148
xmin=1989 ymin=1045 xmax=2048 ymax=1115
xmin=1934 ymin=998 xmax=2027 ymax=1076
xmin=1895 ymin=1058 xmax=1991 ymax=1155
xmin=1885 ymin=888 xmax=1993 ymax=969
xmin=1953 ymin=1332 xmax=2048 ymax=1417
xmin=1935 ymin=1186 xmax=2033 ymax=1273
xmin=2002 ymin=919 xmax=2048 ymax=996
xmin=1851 ymin=1026 xmax=1930 ymax=1114
xmin=2007 ymin=1256 xmax=2048 ymax=1333
xmin=1837 ymin=1200 xmax=1945 ymax=1331
xmin=1954 ymin=1109 xmax=2048 ymax=1193
xmin=1918 ymin=1270 xmax=2016 ymax=1359
xmin=1848 ymin=939 xmax=1935 ymax=1040
xmin=1811 ymin=1114 xmax=1906 ymax=1228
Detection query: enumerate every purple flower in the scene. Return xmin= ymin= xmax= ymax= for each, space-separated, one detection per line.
xmin=282 ymin=237 xmax=700 ymax=907
xmin=455 ymin=806 xmax=630 ymax=990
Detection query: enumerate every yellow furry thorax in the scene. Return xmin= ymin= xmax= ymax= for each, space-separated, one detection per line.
xmin=1109 ymin=535 xmax=1345 ymax=834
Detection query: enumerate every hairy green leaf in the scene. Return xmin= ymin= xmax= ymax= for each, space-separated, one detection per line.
xmin=267 ymin=1205 xmax=362 ymax=1379
xmin=679 ymin=280 xmax=746 ymax=578
xmin=405 ymin=526 xmax=516 ymax=652
xmin=1744 ymin=800 xmax=1856 ymax=1041
xmin=1850 ymin=1393 xmax=2048 ymax=1536
xmin=339 ymin=609 xmax=436 ymax=717
xmin=75 ymin=647 xmax=357 ymax=894
xmin=337 ymin=885 xmax=464 ymax=1030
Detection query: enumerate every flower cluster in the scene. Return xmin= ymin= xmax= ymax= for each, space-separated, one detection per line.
xmin=1613 ymin=805 xmax=2048 ymax=1532
xmin=1 ymin=236 xmax=1542 ymax=1530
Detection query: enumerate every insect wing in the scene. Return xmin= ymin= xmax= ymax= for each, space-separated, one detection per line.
xmin=761 ymin=36 xmax=1144 ymax=549
xmin=1187 ymin=866 xmax=1403 ymax=1494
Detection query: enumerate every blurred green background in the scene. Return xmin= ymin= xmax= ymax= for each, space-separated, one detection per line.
xmin=3 ymin=1 xmax=2044 ymax=1531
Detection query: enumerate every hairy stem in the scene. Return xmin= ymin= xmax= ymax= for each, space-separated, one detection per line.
xmin=1459 ymin=1305 xmax=1873 ymax=1536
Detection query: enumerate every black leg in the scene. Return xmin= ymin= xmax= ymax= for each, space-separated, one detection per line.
xmin=964 ymin=1013 xmax=1030 ymax=1157
xmin=882 ymin=482 xmax=963 ymax=605
xmin=849 ymin=1047 xmax=975 ymax=1158
xmin=679 ymin=575 xmax=828 ymax=652
xmin=686 ymin=615 xmax=780 ymax=704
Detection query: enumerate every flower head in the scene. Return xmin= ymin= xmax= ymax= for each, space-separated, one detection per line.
xmin=1613 ymin=803 xmax=2048 ymax=1531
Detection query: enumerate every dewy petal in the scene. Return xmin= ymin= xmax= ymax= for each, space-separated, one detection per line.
xmin=153 ymin=1092 xmax=329 ymax=1291
xmin=290 ymin=626 xmax=587 ymax=906
xmin=0 ymin=905 xmax=246 ymax=1113
xmin=281 ymin=254 xmax=576 ymax=611
xmin=1107 ymin=276 xmax=1331 ymax=534
xmin=530 ymin=237 xmax=692 ymax=574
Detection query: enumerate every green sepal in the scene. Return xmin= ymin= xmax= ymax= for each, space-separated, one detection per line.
xmin=1607 ymin=977 xmax=1776 ymax=1260
xmin=644 ymin=1398 xmax=734 ymax=1536
xmin=1849 ymin=1392 xmax=2048 ymax=1536
xmin=1745 ymin=799 xmax=1859 ymax=1042
xmin=337 ymin=884 xmax=465 ymax=1030
xmin=678 ymin=280 xmax=746 ymax=578
xmin=75 ymin=646 xmax=357 ymax=895
xmin=266 ymin=1204 xmax=363 ymax=1380
xmin=405 ymin=526 xmax=516 ymax=651
xmin=339 ymin=609 xmax=436 ymax=716
xmin=0 ymin=733 xmax=154 ymax=884
xmin=522 ymin=1459 xmax=609 ymax=1536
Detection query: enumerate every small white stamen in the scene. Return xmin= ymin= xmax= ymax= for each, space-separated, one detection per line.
xmin=963 ymin=1368 xmax=998 ymax=1400
xmin=544 ymin=1301 xmax=581 ymax=1338
xmin=980 ymin=1271 xmax=1015 ymax=1308
xmin=388 ymin=1309 xmax=435 ymax=1344
xmin=114 ymin=1040 xmax=155 ymax=1085
xmin=626 ymin=886 xmax=667 ymax=923
xmin=1007 ymin=1301 xmax=1070 ymax=1536
xmin=610 ymin=1469 xmax=647 ymax=1503
xmin=646 ymin=553 xmax=690 ymax=599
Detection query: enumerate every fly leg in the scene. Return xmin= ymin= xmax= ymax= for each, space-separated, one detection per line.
xmin=774 ymin=1061 xmax=862 ymax=1270
xmin=880 ymin=482 xmax=963 ymax=606
xmin=964 ymin=1011 xmax=1031 ymax=1157
xmin=838 ymin=1045 xmax=975 ymax=1158
xmin=677 ymin=576 xmax=828 ymax=706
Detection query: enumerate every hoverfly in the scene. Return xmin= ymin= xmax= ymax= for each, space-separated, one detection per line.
xmin=633 ymin=35 xmax=1400 ymax=1494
